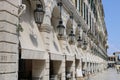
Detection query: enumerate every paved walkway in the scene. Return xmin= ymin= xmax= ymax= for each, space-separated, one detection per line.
xmin=88 ymin=68 xmax=120 ymax=80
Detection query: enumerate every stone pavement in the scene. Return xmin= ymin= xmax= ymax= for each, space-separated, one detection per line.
xmin=88 ymin=68 xmax=120 ymax=80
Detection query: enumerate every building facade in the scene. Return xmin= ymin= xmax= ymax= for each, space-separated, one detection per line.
xmin=0 ymin=0 xmax=108 ymax=80
xmin=113 ymin=52 xmax=120 ymax=63
xmin=108 ymin=55 xmax=115 ymax=67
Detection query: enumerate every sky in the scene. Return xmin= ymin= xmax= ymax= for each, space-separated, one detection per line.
xmin=102 ymin=0 xmax=120 ymax=55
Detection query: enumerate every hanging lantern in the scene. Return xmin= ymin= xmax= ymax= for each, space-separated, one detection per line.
xmin=34 ymin=4 xmax=45 ymax=25
xmin=57 ymin=20 xmax=65 ymax=37
xmin=57 ymin=0 xmax=65 ymax=38
xmin=78 ymin=24 xmax=81 ymax=31
xmin=69 ymin=30 xmax=75 ymax=44
xmin=83 ymin=40 xmax=88 ymax=46
xmin=77 ymin=36 xmax=82 ymax=47
xmin=83 ymin=40 xmax=88 ymax=50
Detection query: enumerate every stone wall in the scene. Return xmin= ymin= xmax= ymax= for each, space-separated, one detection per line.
xmin=0 ymin=0 xmax=19 ymax=80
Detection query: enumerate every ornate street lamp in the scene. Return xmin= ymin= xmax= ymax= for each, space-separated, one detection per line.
xmin=83 ymin=39 xmax=88 ymax=50
xmin=81 ymin=30 xmax=88 ymax=49
xmin=69 ymin=29 xmax=75 ymax=44
xmin=77 ymin=36 xmax=82 ymax=47
xmin=57 ymin=0 xmax=65 ymax=38
xmin=78 ymin=24 xmax=81 ymax=31
xmin=83 ymin=40 xmax=87 ymax=46
xmin=34 ymin=0 xmax=45 ymax=25
xmin=57 ymin=20 xmax=65 ymax=37
xmin=69 ymin=13 xmax=75 ymax=44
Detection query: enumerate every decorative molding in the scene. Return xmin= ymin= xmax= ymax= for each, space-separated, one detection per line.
xmin=57 ymin=35 xmax=66 ymax=40
xmin=39 ymin=24 xmax=51 ymax=33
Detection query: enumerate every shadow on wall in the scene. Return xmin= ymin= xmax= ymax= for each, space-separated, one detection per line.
xmin=29 ymin=33 xmax=38 ymax=47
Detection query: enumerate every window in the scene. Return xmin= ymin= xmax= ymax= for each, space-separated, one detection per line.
xmin=76 ymin=0 xmax=81 ymax=12
xmin=79 ymin=0 xmax=81 ymax=11
xmin=76 ymin=0 xmax=79 ymax=10
xmin=75 ymin=0 xmax=77 ymax=8
xmin=89 ymin=13 xmax=91 ymax=30
xmin=81 ymin=0 xmax=83 ymax=16
xmin=91 ymin=0 xmax=93 ymax=10
xmin=83 ymin=2 xmax=85 ymax=19
xmin=88 ymin=0 xmax=91 ymax=4
xmin=95 ymin=11 xmax=98 ymax=21
xmin=86 ymin=5 xmax=88 ymax=24
xmin=83 ymin=3 xmax=89 ymax=24
xmin=91 ymin=18 xmax=94 ymax=33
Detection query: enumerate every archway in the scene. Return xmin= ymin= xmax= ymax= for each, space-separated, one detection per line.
xmin=66 ymin=19 xmax=73 ymax=36
xmin=51 ymin=6 xmax=60 ymax=33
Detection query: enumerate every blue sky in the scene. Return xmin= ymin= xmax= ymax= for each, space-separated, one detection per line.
xmin=102 ymin=0 xmax=120 ymax=55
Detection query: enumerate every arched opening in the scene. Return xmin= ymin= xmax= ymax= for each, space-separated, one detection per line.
xmin=65 ymin=61 xmax=73 ymax=80
xmin=51 ymin=6 xmax=60 ymax=33
xmin=66 ymin=19 xmax=73 ymax=36
xmin=50 ymin=61 xmax=62 ymax=80
xmin=18 ymin=41 xmax=32 ymax=80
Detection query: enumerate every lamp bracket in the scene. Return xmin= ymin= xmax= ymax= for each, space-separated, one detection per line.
xmin=18 ymin=4 xmax=26 ymax=17
xmin=57 ymin=0 xmax=63 ymax=6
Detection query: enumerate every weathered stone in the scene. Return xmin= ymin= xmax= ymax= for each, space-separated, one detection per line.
xmin=0 ymin=53 xmax=18 ymax=62
xmin=0 ymin=1 xmax=18 ymax=16
xmin=0 ymin=11 xmax=18 ymax=24
xmin=0 ymin=42 xmax=18 ymax=53
xmin=0 ymin=22 xmax=17 ymax=34
xmin=0 ymin=63 xmax=18 ymax=73
xmin=0 ymin=72 xmax=17 ymax=80
xmin=0 ymin=32 xmax=18 ymax=43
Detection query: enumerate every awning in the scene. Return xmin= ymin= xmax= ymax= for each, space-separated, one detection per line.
xmin=19 ymin=2 xmax=46 ymax=60
xmin=49 ymin=52 xmax=64 ymax=61
xmin=21 ymin=48 xmax=47 ymax=60
xmin=65 ymin=55 xmax=74 ymax=61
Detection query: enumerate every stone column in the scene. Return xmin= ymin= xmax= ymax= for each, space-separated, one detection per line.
xmin=94 ymin=63 xmax=96 ymax=73
xmin=0 ymin=0 xmax=19 ymax=80
xmin=61 ymin=57 xmax=65 ymax=80
xmin=92 ymin=63 xmax=94 ymax=73
xmin=40 ymin=24 xmax=51 ymax=51
xmin=44 ymin=57 xmax=50 ymax=80
xmin=58 ymin=37 xmax=66 ymax=80
xmin=39 ymin=24 xmax=51 ymax=80
xmin=72 ymin=58 xmax=76 ymax=80
xmin=39 ymin=2 xmax=52 ymax=79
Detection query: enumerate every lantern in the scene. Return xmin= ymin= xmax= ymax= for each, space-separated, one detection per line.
xmin=34 ymin=4 xmax=45 ymax=25
xmin=69 ymin=30 xmax=75 ymax=44
xmin=57 ymin=0 xmax=65 ymax=37
xmin=77 ymin=36 xmax=82 ymax=47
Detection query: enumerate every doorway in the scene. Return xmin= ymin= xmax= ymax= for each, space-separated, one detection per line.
xmin=18 ymin=59 xmax=32 ymax=80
